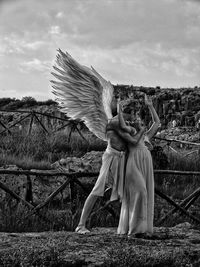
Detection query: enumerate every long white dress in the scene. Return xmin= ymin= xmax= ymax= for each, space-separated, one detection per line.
xmin=117 ymin=137 xmax=154 ymax=235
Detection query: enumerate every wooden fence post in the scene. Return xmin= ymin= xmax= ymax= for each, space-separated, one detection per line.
xmin=157 ymin=187 xmax=200 ymax=225
xmin=34 ymin=114 xmax=49 ymax=134
xmin=25 ymin=175 xmax=33 ymax=203
xmin=25 ymin=177 xmax=71 ymax=218
xmin=0 ymin=120 xmax=12 ymax=134
xmin=155 ymin=188 xmax=200 ymax=225
xmin=0 ymin=113 xmax=31 ymax=135
xmin=0 ymin=179 xmax=50 ymax=223
xmin=27 ymin=112 xmax=34 ymax=136
xmin=1 ymin=169 xmax=200 ymax=227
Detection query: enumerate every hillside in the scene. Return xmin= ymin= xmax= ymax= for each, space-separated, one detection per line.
xmin=114 ymin=85 xmax=200 ymax=130
xmin=0 ymin=86 xmax=200 ymax=132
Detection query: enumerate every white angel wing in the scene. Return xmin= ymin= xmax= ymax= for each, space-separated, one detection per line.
xmin=51 ymin=49 xmax=114 ymax=141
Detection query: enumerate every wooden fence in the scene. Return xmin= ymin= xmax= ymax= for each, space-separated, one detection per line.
xmin=1 ymin=109 xmax=200 ymax=226
xmin=1 ymin=109 xmax=200 ymax=149
xmin=0 ymin=169 xmax=200 ymax=226
xmin=0 ymin=109 xmax=87 ymax=142
xmin=1 ymin=109 xmax=200 ymax=156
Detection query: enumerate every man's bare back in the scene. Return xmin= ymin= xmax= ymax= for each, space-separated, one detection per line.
xmin=106 ymin=116 xmax=127 ymax=151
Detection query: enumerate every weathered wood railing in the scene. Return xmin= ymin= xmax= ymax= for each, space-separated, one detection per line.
xmin=0 ymin=169 xmax=200 ymax=226
xmin=1 ymin=109 xmax=199 ymax=148
xmin=0 ymin=109 xmax=88 ymax=142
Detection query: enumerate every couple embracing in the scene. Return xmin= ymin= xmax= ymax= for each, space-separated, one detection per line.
xmin=76 ymin=94 xmax=160 ymax=237
xmin=51 ymin=49 xmax=160 ymax=237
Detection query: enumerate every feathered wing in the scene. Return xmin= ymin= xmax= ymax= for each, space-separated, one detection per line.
xmin=51 ymin=49 xmax=114 ymax=141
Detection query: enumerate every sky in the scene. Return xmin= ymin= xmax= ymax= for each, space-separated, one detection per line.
xmin=0 ymin=0 xmax=200 ymax=101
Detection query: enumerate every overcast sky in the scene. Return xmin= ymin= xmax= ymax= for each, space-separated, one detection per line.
xmin=0 ymin=0 xmax=200 ymax=100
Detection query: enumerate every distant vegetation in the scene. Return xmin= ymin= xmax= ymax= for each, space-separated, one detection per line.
xmin=0 ymin=97 xmax=57 ymax=111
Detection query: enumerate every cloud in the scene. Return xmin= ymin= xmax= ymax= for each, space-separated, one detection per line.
xmin=55 ymin=12 xmax=63 ymax=19
xmin=49 ymin=26 xmax=61 ymax=35
xmin=64 ymin=41 xmax=200 ymax=87
xmin=0 ymin=34 xmax=46 ymax=55
xmin=0 ymin=88 xmax=17 ymax=94
xmin=1 ymin=0 xmax=200 ymax=50
xmin=0 ymin=0 xmax=200 ymax=100
xmin=51 ymin=0 xmax=197 ymax=49
xmin=19 ymin=58 xmax=52 ymax=73
xmin=23 ymin=41 xmax=46 ymax=50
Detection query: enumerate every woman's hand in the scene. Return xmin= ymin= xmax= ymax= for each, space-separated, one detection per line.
xmin=144 ymin=94 xmax=153 ymax=106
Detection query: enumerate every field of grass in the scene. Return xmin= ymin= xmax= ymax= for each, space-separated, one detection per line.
xmin=0 ymin=127 xmax=200 ymax=233
xmin=0 ymin=128 xmax=106 ymax=169
xmin=1 ymin=126 xmax=200 ymax=171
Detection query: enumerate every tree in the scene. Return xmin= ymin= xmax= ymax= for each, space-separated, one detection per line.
xmin=0 ymin=98 xmax=15 ymax=108
xmin=21 ymin=96 xmax=37 ymax=107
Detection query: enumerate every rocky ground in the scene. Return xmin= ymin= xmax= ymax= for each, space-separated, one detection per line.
xmin=156 ymin=127 xmax=200 ymax=144
xmin=0 ymin=222 xmax=199 ymax=266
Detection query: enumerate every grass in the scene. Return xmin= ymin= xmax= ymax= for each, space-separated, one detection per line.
xmin=167 ymin=149 xmax=200 ymax=171
xmin=0 ymin=129 xmax=200 ymax=266
xmin=1 ymin=127 xmax=200 ymax=172
xmin=0 ymin=230 xmax=199 ymax=267
xmin=0 ymin=245 xmax=197 ymax=267
xmin=106 ymin=243 xmax=200 ymax=267
xmin=0 ymin=127 xmax=200 ymax=231
xmin=0 ymin=128 xmax=106 ymax=169
xmin=0 ymin=190 xmax=120 ymax=232
xmin=0 ymin=203 xmax=74 ymax=232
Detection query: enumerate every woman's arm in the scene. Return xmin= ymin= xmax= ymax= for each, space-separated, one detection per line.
xmin=118 ymin=102 xmax=132 ymax=133
xmin=144 ymin=94 xmax=161 ymax=140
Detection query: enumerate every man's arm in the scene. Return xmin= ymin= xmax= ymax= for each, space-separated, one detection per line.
xmin=118 ymin=103 xmax=132 ymax=133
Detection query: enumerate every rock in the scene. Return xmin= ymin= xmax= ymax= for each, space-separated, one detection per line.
xmin=52 ymin=151 xmax=104 ymax=173
xmin=0 ymin=151 xmax=104 ymax=204
xmin=0 ymin=165 xmax=20 ymax=170
xmin=173 ymin=222 xmax=192 ymax=228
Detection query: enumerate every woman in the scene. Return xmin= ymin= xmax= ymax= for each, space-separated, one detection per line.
xmin=117 ymin=94 xmax=160 ymax=237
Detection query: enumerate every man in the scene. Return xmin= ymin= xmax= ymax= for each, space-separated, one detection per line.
xmin=75 ymin=97 xmax=144 ymax=234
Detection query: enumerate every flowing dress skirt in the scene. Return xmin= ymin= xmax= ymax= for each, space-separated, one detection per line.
xmin=117 ymin=144 xmax=154 ymax=235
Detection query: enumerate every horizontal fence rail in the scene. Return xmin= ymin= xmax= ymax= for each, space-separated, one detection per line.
xmin=154 ymin=136 xmax=200 ymax=147
xmin=1 ymin=109 xmax=200 ymax=147
xmin=0 ymin=109 xmax=69 ymax=122
xmin=1 ymin=169 xmax=200 ymax=177
xmin=0 ymin=169 xmax=200 ymax=226
xmin=0 ymin=109 xmax=89 ymax=142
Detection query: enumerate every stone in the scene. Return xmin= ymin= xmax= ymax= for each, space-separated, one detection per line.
xmin=51 ymin=151 xmax=104 ymax=173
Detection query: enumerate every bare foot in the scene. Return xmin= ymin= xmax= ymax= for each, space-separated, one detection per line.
xmin=75 ymin=226 xmax=90 ymax=234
